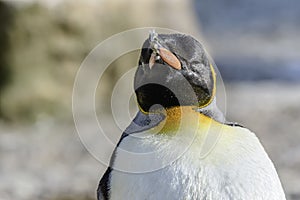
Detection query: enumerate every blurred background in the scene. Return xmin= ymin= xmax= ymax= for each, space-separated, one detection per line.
xmin=0 ymin=0 xmax=299 ymax=199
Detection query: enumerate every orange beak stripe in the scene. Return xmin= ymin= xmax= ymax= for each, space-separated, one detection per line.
xmin=159 ymin=48 xmax=182 ymax=70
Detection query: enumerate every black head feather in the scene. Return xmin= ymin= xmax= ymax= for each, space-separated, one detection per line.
xmin=134 ymin=33 xmax=215 ymax=113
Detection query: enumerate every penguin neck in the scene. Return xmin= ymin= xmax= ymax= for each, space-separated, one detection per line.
xmin=138 ymin=98 xmax=225 ymax=135
xmin=196 ymin=98 xmax=225 ymax=123
xmin=152 ymin=105 xmax=221 ymax=135
xmin=161 ymin=98 xmax=225 ymax=125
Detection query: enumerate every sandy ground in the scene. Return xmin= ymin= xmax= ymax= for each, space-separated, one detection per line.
xmin=0 ymin=82 xmax=300 ymax=200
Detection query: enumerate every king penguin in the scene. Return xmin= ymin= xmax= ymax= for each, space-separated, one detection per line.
xmin=97 ymin=31 xmax=286 ymax=200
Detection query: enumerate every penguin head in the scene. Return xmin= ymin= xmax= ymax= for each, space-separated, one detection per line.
xmin=134 ymin=31 xmax=216 ymax=113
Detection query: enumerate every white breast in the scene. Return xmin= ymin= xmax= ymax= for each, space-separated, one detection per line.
xmin=109 ymin=126 xmax=286 ymax=200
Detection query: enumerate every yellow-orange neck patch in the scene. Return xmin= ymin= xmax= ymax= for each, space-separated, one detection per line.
xmin=153 ymin=106 xmax=216 ymax=135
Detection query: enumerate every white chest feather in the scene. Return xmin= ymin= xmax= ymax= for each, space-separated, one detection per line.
xmin=109 ymin=124 xmax=285 ymax=200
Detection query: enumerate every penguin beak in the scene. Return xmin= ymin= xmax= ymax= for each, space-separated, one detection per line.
xmin=149 ymin=53 xmax=156 ymax=70
xmin=148 ymin=30 xmax=181 ymax=70
xmin=149 ymin=47 xmax=182 ymax=70
xmin=158 ymin=47 xmax=181 ymax=70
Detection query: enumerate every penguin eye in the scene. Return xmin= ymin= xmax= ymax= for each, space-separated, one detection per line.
xmin=141 ymin=48 xmax=153 ymax=63
xmin=138 ymin=60 xmax=143 ymax=68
